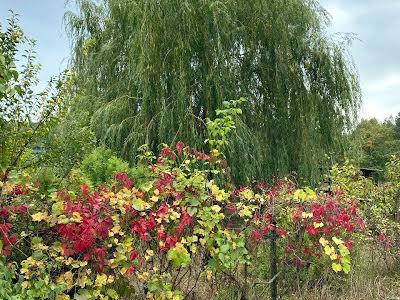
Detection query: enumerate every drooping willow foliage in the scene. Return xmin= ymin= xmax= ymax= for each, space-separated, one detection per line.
xmin=65 ymin=0 xmax=360 ymax=184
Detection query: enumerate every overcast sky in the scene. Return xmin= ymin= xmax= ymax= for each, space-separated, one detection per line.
xmin=320 ymin=0 xmax=400 ymax=121
xmin=0 ymin=0 xmax=70 ymax=91
xmin=1 ymin=0 xmax=399 ymax=121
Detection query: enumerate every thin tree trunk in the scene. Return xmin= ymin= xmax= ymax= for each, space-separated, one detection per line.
xmin=395 ymin=189 xmax=400 ymax=223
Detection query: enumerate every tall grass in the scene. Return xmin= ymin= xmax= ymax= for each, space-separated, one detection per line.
xmin=167 ymin=241 xmax=400 ymax=300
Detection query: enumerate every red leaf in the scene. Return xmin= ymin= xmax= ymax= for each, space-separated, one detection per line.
xmin=157 ymin=230 xmax=166 ymax=241
xmin=81 ymin=184 xmax=90 ymax=195
xmin=276 ymin=229 xmax=287 ymax=236
xmin=306 ymin=224 xmax=318 ymax=236
xmin=157 ymin=203 xmax=169 ymax=218
xmin=126 ymin=266 xmax=135 ymax=275
xmin=251 ymin=230 xmax=262 ymax=242
xmin=176 ymin=141 xmax=185 ymax=155
xmin=0 ymin=207 xmax=9 ymax=218
xmin=130 ymin=250 xmax=138 ymax=261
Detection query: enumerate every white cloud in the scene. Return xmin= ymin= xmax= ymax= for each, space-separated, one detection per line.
xmin=360 ymin=98 xmax=400 ymax=120
xmin=324 ymin=4 xmax=352 ymax=26
xmin=360 ymin=73 xmax=400 ymax=120
xmin=364 ymin=73 xmax=400 ymax=94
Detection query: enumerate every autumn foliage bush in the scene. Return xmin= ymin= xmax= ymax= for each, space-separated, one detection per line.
xmin=245 ymin=183 xmax=365 ymax=274
xmin=0 ymin=141 xmax=249 ymax=299
xmin=0 ymin=142 xmax=373 ymax=300
xmin=0 ymin=100 xmax=397 ymax=299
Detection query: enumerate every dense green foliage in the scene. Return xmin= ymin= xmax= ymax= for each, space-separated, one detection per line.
xmin=79 ymin=146 xmax=129 ymax=186
xmin=65 ymin=0 xmax=360 ymax=183
xmin=38 ymin=94 xmax=96 ymax=177
xmin=347 ymin=117 xmax=400 ymax=171
xmin=0 ymin=14 xmax=66 ymax=179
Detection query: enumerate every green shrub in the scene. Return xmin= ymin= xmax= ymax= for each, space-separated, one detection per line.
xmin=79 ymin=146 xmax=129 ymax=186
xmin=0 ymin=255 xmax=23 ymax=300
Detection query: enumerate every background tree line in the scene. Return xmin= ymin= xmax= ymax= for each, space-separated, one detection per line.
xmin=347 ymin=114 xmax=400 ymax=172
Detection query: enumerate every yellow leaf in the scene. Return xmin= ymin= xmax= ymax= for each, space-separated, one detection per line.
xmin=111 ymin=225 xmax=121 ymax=234
xmin=332 ymin=237 xmax=344 ymax=245
xmin=65 ymin=257 xmax=74 ymax=265
xmin=56 ymin=294 xmax=70 ymax=300
xmin=52 ymin=201 xmax=64 ymax=216
xmin=330 ymin=253 xmax=338 ymax=260
xmin=324 ymin=245 xmax=335 ymax=256
xmin=239 ymin=207 xmax=253 ymax=219
xmin=313 ymin=222 xmax=324 ymax=228
xmin=169 ymin=211 xmax=181 ymax=220
xmin=211 ymin=184 xmax=226 ymax=201
xmin=32 ymin=212 xmax=49 ymax=222
xmin=301 ymin=212 xmax=313 ymax=219
xmin=4 ymin=182 xmax=13 ymax=194
xmin=94 ymin=274 xmax=108 ymax=287
xmin=332 ymin=262 xmax=342 ymax=273
xmin=215 ymin=193 xmax=225 ymax=201
xmin=211 ymin=149 xmax=220 ymax=157
xmin=240 ymin=189 xmax=254 ymax=200
xmin=107 ymin=275 xmax=114 ymax=284
xmin=78 ymin=274 xmax=88 ymax=288
xmin=206 ymin=269 xmax=213 ymax=280
xmin=71 ymin=211 xmax=82 ymax=223
xmin=319 ymin=237 xmax=329 ymax=247
xmin=57 ymin=271 xmax=74 ymax=290
xmin=211 ymin=205 xmax=221 ymax=213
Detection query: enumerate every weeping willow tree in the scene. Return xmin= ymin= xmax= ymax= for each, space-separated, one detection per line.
xmin=65 ymin=0 xmax=360 ymax=184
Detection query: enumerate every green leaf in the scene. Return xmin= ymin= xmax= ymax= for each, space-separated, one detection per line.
xmin=236 ymin=240 xmax=245 ymax=248
xmin=167 ymin=243 xmax=191 ymax=268
xmin=220 ymin=244 xmax=230 ymax=253
xmin=332 ymin=262 xmax=342 ymax=273
xmin=188 ymin=197 xmax=200 ymax=207
xmin=187 ymin=206 xmax=198 ymax=215
xmin=342 ymin=263 xmax=351 ymax=274
xmin=74 ymin=294 xmax=89 ymax=300
xmin=341 ymin=256 xmax=351 ymax=265
xmin=107 ymin=288 xmax=118 ymax=299
xmin=31 ymin=236 xmax=42 ymax=245
xmin=207 ymin=258 xmax=218 ymax=269
xmin=32 ymin=250 xmax=44 ymax=260
xmin=52 ymin=201 xmax=64 ymax=216
xmin=132 ymin=198 xmax=146 ymax=211
xmin=338 ymin=244 xmax=350 ymax=256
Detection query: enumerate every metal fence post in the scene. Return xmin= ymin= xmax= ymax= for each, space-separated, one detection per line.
xmin=270 ymin=219 xmax=278 ymax=300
